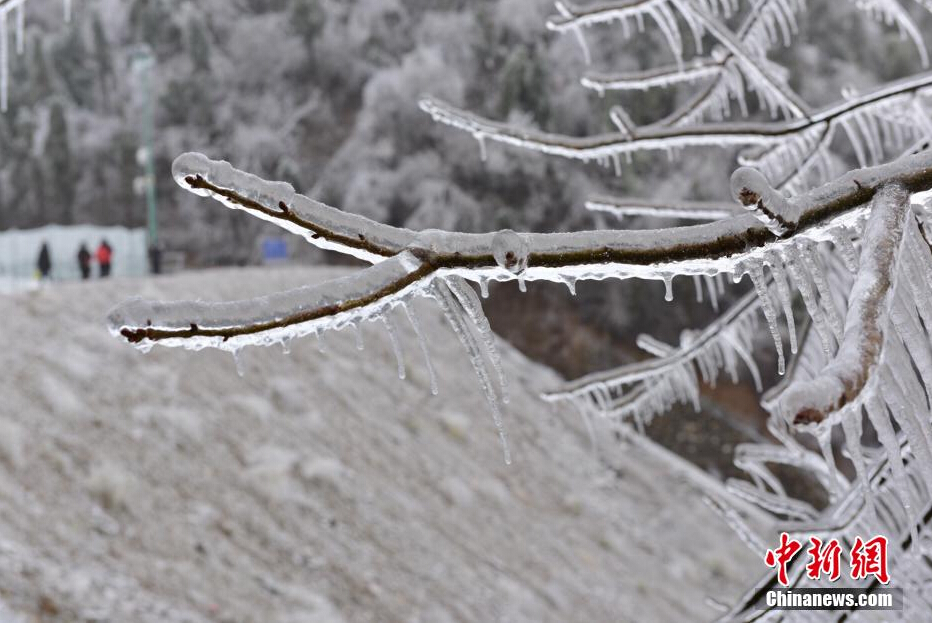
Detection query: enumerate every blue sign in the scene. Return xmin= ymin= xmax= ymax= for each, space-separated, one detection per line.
xmin=262 ymin=237 xmax=288 ymax=262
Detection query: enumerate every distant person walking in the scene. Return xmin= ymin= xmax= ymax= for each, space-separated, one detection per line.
xmin=37 ymin=242 xmax=52 ymax=279
xmin=148 ymin=242 xmax=162 ymax=275
xmin=96 ymin=240 xmax=113 ymax=278
xmin=77 ymin=243 xmax=92 ymax=280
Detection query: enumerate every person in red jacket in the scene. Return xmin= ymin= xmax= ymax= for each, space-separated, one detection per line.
xmin=96 ymin=240 xmax=113 ymax=278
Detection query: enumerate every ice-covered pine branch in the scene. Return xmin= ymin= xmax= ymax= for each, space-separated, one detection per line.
xmin=0 ymin=0 xmax=73 ymax=112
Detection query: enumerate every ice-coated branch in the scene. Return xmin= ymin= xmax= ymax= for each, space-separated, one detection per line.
xmin=110 ymin=252 xmax=432 ymax=349
xmin=580 ymin=57 xmax=725 ymax=94
xmin=551 ymin=0 xmax=810 ymax=117
xmin=173 ymin=153 xmax=417 ymax=264
xmin=111 ymin=150 xmax=932 ymax=350
xmin=420 ymin=72 xmax=932 ymax=166
xmin=777 ymin=183 xmax=910 ymax=425
xmin=541 ymin=287 xmax=761 ymax=405
xmin=586 ymin=195 xmax=742 ymax=222
xmin=730 ymin=167 xmax=801 ymax=235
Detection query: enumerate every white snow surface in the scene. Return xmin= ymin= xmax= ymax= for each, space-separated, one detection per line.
xmin=0 ymin=265 xmax=759 ymax=622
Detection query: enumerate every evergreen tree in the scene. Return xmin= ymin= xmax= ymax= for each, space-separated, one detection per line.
xmin=44 ymin=103 xmax=75 ymax=224
xmin=92 ymin=14 xmax=114 ymax=109
xmin=188 ymin=19 xmax=211 ymax=73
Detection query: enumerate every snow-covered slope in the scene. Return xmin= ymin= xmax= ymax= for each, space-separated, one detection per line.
xmin=0 ymin=266 xmax=759 ymax=622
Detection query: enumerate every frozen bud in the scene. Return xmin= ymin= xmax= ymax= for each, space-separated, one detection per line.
xmin=492 ymin=229 xmax=529 ymax=275
xmin=730 ymin=167 xmax=795 ymax=236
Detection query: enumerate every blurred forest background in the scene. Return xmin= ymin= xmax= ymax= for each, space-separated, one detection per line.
xmin=2 ymin=0 xmax=930 ymax=473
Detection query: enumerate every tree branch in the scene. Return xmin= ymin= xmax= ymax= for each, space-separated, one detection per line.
xmin=420 ymin=73 xmax=932 ymax=164
xmin=111 ymin=151 xmax=932 ymax=348
xmin=777 ymin=183 xmax=910 ymax=424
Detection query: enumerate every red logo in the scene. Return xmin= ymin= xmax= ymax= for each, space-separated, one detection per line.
xmin=765 ymin=532 xmax=803 ymax=586
xmin=850 ymin=536 xmax=889 ymax=584
xmin=764 ymin=533 xmax=890 ymax=586
xmin=806 ymin=537 xmax=842 ymax=582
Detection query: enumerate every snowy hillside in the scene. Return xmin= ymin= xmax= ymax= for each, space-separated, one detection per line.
xmin=0 ymin=266 xmax=760 ymax=622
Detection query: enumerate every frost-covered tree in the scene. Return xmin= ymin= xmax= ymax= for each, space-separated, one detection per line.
xmin=108 ymin=1 xmax=932 ymax=618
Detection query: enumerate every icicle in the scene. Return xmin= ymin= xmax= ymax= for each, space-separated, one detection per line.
xmin=889 ymin=288 xmax=932 ymax=404
xmin=704 ymin=275 xmax=719 ymax=311
xmin=799 ymin=243 xmax=844 ymax=340
xmin=747 ymin=262 xmax=785 ymax=375
xmin=866 ymin=395 xmax=915 ymax=519
xmin=479 ymin=277 xmax=490 ymax=299
xmin=692 ymin=275 xmax=703 ymax=303
xmin=281 ymin=337 xmax=293 ymax=355
xmin=232 ymin=348 xmax=246 ymax=378
xmin=403 ymin=303 xmax=439 ymax=396
xmin=518 ymin=278 xmax=527 ymax=293
xmin=476 ymin=133 xmax=488 ymax=162
xmin=722 ymin=332 xmax=762 ymax=391
xmin=383 ymin=315 xmax=406 ymax=380
xmin=817 ymin=427 xmax=843 ymax=501
xmin=1 ymin=11 xmax=8 ymax=113
xmin=434 ymin=282 xmax=511 ymax=465
xmin=841 ymin=412 xmax=874 ymax=514
xmin=565 ymin=276 xmax=577 ymax=296
xmin=15 ymin=3 xmax=24 ymax=55
xmin=767 ymin=256 xmax=798 ymax=354
xmin=783 ymin=252 xmax=835 ymax=357
xmin=353 ymin=322 xmax=365 ymax=351
xmin=445 ymin=276 xmax=509 ymax=405
xmin=316 ymin=331 xmax=328 ymax=354
xmin=663 ymin=274 xmax=674 ymax=302
xmin=831 ymin=230 xmax=860 ymax=272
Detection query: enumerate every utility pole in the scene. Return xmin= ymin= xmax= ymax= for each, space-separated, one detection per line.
xmin=130 ymin=45 xmax=158 ymax=251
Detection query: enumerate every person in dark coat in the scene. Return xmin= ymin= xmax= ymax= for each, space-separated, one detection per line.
xmin=96 ymin=240 xmax=113 ymax=278
xmin=37 ymin=242 xmax=52 ymax=279
xmin=148 ymin=242 xmax=162 ymax=275
xmin=77 ymin=243 xmax=92 ymax=280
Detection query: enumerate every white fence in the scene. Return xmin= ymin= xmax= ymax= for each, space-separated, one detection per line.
xmin=0 ymin=225 xmax=148 ymax=289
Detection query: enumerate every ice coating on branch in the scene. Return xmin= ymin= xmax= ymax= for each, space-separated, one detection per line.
xmin=491 ymin=229 xmax=529 ymax=275
xmin=107 ymin=251 xmax=429 ymax=352
xmin=171 ymin=152 xmax=417 ymax=264
xmin=778 ymin=183 xmax=909 ymax=424
xmin=422 ymin=72 xmax=932 ymax=184
xmin=730 ymin=167 xmax=799 ymax=235
xmin=586 ymin=196 xmax=741 ymax=222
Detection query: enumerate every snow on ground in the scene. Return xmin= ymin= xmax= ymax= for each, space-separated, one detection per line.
xmin=0 ymin=265 xmax=761 ymax=622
